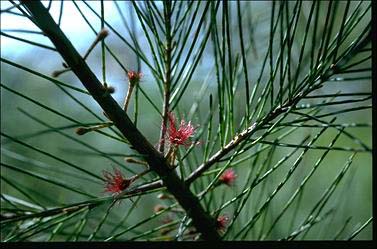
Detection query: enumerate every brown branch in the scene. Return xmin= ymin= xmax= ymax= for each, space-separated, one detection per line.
xmin=21 ymin=1 xmax=220 ymax=241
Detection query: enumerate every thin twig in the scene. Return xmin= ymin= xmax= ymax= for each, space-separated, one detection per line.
xmin=158 ymin=1 xmax=173 ymax=154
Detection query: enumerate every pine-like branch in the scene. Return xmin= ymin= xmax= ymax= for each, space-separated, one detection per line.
xmin=20 ymin=0 xmax=220 ymax=241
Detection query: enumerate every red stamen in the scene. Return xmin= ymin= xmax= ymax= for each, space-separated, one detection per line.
xmin=219 ymin=169 xmax=237 ymax=186
xmin=165 ymin=112 xmax=197 ymax=147
xmin=127 ymin=70 xmax=142 ymax=86
xmin=103 ymin=168 xmax=133 ymax=194
xmin=216 ymin=214 xmax=230 ymax=231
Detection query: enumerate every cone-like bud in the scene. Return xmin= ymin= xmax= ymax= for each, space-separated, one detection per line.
xmin=97 ymin=28 xmax=109 ymax=41
xmin=75 ymin=127 xmax=89 ymax=135
xmin=154 ymin=204 xmax=166 ymax=213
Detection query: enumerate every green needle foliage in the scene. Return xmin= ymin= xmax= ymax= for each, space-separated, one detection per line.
xmin=0 ymin=0 xmax=372 ymax=242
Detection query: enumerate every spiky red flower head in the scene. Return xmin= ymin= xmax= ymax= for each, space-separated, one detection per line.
xmin=166 ymin=112 xmax=197 ymax=147
xmin=103 ymin=168 xmax=133 ymax=194
xmin=216 ymin=214 xmax=230 ymax=231
xmin=127 ymin=70 xmax=142 ymax=86
xmin=219 ymin=168 xmax=237 ymax=186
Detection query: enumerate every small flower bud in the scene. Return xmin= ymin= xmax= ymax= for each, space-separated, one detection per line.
xmin=107 ymin=86 xmax=115 ymax=94
xmin=82 ymin=29 xmax=110 ymax=60
xmin=127 ymin=70 xmax=142 ymax=87
xmin=102 ymin=84 xmax=116 ymax=94
xmin=52 ymin=71 xmax=60 ymax=78
xmin=125 ymin=158 xmax=148 ymax=166
xmin=52 ymin=68 xmax=71 ymax=78
xmin=216 ymin=214 xmax=230 ymax=231
xmin=75 ymin=127 xmax=89 ymax=135
xmin=97 ymin=28 xmax=109 ymax=41
xmin=218 ymin=168 xmax=237 ymax=186
xmin=154 ymin=204 xmax=166 ymax=213
xmin=157 ymin=193 xmax=174 ymax=200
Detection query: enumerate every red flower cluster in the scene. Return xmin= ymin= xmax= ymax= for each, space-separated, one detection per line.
xmin=166 ymin=112 xmax=197 ymax=147
xmin=216 ymin=214 xmax=230 ymax=231
xmin=219 ymin=168 xmax=237 ymax=186
xmin=103 ymin=168 xmax=133 ymax=194
xmin=127 ymin=70 xmax=142 ymax=86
